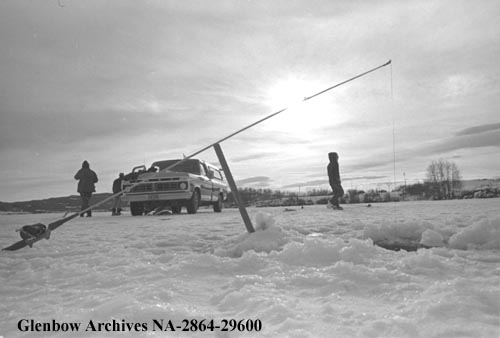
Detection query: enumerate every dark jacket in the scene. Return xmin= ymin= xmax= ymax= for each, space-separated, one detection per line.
xmin=75 ymin=163 xmax=98 ymax=193
xmin=327 ymin=161 xmax=341 ymax=186
xmin=112 ymin=177 xmax=123 ymax=194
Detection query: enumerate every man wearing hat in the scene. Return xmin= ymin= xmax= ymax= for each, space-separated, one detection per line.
xmin=74 ymin=160 xmax=98 ymax=217
xmin=327 ymin=152 xmax=344 ymax=210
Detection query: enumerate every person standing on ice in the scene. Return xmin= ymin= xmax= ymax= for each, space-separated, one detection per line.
xmin=111 ymin=172 xmax=124 ymax=216
xmin=74 ymin=160 xmax=98 ymax=217
xmin=327 ymin=152 xmax=344 ymax=210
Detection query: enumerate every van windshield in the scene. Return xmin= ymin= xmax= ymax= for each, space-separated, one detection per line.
xmin=151 ymin=159 xmax=200 ymax=175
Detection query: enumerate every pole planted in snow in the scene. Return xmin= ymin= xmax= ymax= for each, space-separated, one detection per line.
xmin=4 ymin=60 xmax=391 ymax=249
xmin=77 ymin=60 xmax=393 ymax=218
xmin=214 ymin=143 xmax=254 ymax=233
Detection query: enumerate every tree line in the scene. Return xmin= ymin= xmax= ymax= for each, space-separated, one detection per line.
xmin=226 ymin=187 xmax=331 ymax=206
xmin=404 ymin=159 xmax=463 ymax=200
xmin=228 ymin=158 xmax=468 ymax=206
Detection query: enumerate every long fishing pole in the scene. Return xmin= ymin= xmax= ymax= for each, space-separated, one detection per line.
xmin=88 ymin=59 xmax=391 ymax=205
xmin=189 ymin=59 xmax=392 ymax=158
xmin=106 ymin=59 xmax=392 ymax=196
xmin=3 ymin=60 xmax=391 ymax=250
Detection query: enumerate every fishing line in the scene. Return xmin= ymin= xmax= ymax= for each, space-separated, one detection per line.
xmin=389 ymin=60 xmax=400 ymax=219
xmin=391 ymin=61 xmax=396 ymax=192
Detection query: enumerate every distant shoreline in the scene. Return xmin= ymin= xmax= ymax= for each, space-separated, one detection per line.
xmin=1 ymin=179 xmax=498 ymax=214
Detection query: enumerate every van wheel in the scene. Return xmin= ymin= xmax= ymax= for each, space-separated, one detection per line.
xmin=213 ymin=194 xmax=223 ymax=212
xmin=171 ymin=206 xmax=182 ymax=214
xmin=130 ymin=202 xmax=143 ymax=216
xmin=187 ymin=190 xmax=200 ymax=214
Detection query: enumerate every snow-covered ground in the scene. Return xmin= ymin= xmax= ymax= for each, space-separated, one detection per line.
xmin=1 ymin=199 xmax=499 ymax=338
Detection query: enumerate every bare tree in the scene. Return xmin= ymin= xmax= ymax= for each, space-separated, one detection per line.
xmin=426 ymin=159 xmax=462 ymax=199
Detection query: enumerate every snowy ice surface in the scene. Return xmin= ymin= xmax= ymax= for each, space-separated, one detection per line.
xmin=1 ymin=199 xmax=499 ymax=338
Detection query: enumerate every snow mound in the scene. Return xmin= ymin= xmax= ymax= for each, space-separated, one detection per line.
xmin=449 ymin=217 xmax=500 ymax=250
xmin=364 ymin=216 xmax=500 ymax=251
xmin=364 ymin=219 xmax=428 ymax=243
xmin=420 ymin=229 xmax=445 ymax=247
xmin=214 ymin=213 xmax=289 ymax=258
xmin=274 ymin=237 xmax=379 ymax=267
xmin=255 ymin=212 xmax=275 ymax=230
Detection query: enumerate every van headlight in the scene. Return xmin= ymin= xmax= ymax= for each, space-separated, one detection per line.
xmin=179 ymin=182 xmax=187 ymax=190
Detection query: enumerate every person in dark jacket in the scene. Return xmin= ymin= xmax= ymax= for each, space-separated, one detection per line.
xmin=74 ymin=160 xmax=98 ymax=217
xmin=111 ymin=172 xmax=124 ymax=216
xmin=327 ymin=152 xmax=344 ymax=210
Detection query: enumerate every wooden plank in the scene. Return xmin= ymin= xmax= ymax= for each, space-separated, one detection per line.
xmin=213 ymin=143 xmax=255 ymax=233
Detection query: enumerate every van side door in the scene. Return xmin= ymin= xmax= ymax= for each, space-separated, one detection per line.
xmin=198 ymin=162 xmax=213 ymax=202
xmin=208 ymin=165 xmax=225 ymax=201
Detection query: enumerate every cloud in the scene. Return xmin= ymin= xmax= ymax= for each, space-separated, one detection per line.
xmin=231 ymin=153 xmax=275 ymax=163
xmin=236 ymin=176 xmax=272 ymax=186
xmin=1 ymin=1 xmax=500 ymax=202
xmin=455 ymin=122 xmax=500 ymax=136
xmin=426 ymin=128 xmax=500 ymax=156
xmin=0 ymin=109 xmax=193 ymax=155
xmin=345 ymin=123 xmax=500 ymax=174
xmin=281 ymin=179 xmax=328 ymax=189
xmin=345 ymin=160 xmax=393 ymax=172
xmin=344 ymin=175 xmax=388 ymax=181
xmin=281 ymin=175 xmax=388 ymax=189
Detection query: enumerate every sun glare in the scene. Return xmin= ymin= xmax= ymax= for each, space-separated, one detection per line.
xmin=264 ymin=76 xmax=344 ymax=134
xmin=267 ymin=77 xmax=311 ymax=110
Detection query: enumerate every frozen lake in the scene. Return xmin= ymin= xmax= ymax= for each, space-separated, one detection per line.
xmin=1 ymin=199 xmax=499 ymax=337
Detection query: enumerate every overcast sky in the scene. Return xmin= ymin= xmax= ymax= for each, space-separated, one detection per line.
xmin=1 ymin=0 xmax=499 ymax=202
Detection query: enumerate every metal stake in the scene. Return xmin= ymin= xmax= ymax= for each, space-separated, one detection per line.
xmin=213 ymin=143 xmax=255 ymax=233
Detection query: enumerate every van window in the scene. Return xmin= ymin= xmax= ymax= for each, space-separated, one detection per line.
xmin=208 ymin=166 xmax=223 ymax=180
xmin=152 ymin=159 xmax=200 ymax=175
xmin=199 ymin=163 xmax=207 ymax=176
